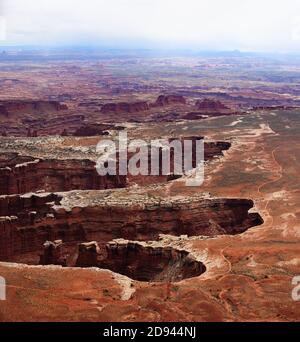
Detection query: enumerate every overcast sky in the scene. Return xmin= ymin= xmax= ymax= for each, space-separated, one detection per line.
xmin=1 ymin=0 xmax=300 ymax=52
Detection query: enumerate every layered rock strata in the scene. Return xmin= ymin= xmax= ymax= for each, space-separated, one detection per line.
xmin=0 ymin=154 xmax=127 ymax=195
xmin=0 ymin=192 xmax=263 ymax=261
xmin=101 ymin=101 xmax=150 ymax=114
xmin=0 ymin=100 xmax=68 ymax=115
xmin=0 ymin=138 xmax=230 ymax=194
xmin=153 ymin=95 xmax=187 ymax=107
xmin=75 ymin=240 xmax=206 ymax=282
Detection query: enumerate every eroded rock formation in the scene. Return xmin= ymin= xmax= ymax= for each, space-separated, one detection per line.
xmin=0 ymin=114 xmax=86 ymax=137
xmin=0 ymin=138 xmax=231 ymax=194
xmin=154 ymin=95 xmax=186 ymax=107
xmin=0 ymin=100 xmax=68 ymax=116
xmin=39 ymin=240 xmax=66 ymax=266
xmin=196 ymin=98 xmax=230 ymax=111
xmin=81 ymin=241 xmax=206 ymax=282
xmin=101 ymin=101 xmax=150 ymax=114
xmin=38 ymin=239 xmax=206 ymax=282
xmin=99 ymin=95 xmax=187 ymax=116
xmin=0 ymin=192 xmax=263 ymax=262
xmin=0 ymin=153 xmax=127 ymax=195
xmin=22 ymin=114 xmax=85 ymax=136
xmin=0 ymin=193 xmax=62 ymax=260
xmin=76 ymin=241 xmax=100 ymax=267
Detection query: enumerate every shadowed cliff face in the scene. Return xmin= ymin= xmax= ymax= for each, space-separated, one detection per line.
xmin=0 ymin=154 xmax=127 ymax=195
xmin=38 ymin=240 xmax=206 ymax=283
xmin=0 ymin=139 xmax=231 ymax=195
xmin=75 ymin=241 xmax=206 ymax=282
xmin=101 ymin=243 xmax=205 ymax=282
xmin=101 ymin=101 xmax=150 ymax=114
xmin=0 ymin=192 xmax=263 ymax=263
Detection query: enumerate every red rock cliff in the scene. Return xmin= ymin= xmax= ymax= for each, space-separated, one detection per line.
xmin=101 ymin=101 xmax=149 ymax=114
xmin=0 ymin=192 xmax=263 ymax=261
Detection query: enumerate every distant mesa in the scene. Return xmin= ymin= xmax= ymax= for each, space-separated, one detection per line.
xmin=192 ymin=98 xmax=238 ymax=117
xmin=100 ymin=95 xmax=187 ymax=114
xmin=0 ymin=100 xmax=68 ymax=116
xmin=182 ymin=99 xmax=236 ymax=120
xmin=101 ymin=101 xmax=149 ymax=114
xmin=195 ymin=98 xmax=230 ymax=111
xmin=154 ymin=95 xmax=187 ymax=107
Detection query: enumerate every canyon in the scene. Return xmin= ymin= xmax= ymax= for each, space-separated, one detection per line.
xmin=0 ymin=191 xmax=262 ymax=263
xmin=0 ymin=138 xmax=231 ymax=194
xmin=0 ymin=134 xmax=262 ymax=282
xmin=0 ymin=154 xmax=127 ymax=195
xmin=0 ymin=51 xmax=299 ymax=322
xmin=76 ymin=241 xmax=207 ymax=282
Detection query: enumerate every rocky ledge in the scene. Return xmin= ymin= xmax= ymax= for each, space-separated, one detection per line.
xmin=0 ymin=190 xmax=263 ymax=262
